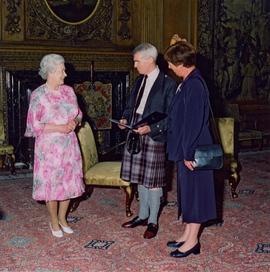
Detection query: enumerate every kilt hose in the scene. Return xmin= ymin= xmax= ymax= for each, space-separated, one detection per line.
xmin=120 ymin=132 xmax=166 ymax=188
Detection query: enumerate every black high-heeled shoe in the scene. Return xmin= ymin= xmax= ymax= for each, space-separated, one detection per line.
xmin=167 ymin=240 xmax=185 ymax=248
xmin=170 ymin=242 xmax=201 ymax=258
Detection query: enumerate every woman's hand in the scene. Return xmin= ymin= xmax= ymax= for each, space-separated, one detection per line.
xmin=63 ymin=120 xmax=77 ymax=133
xmin=44 ymin=122 xmax=76 ymax=134
xmin=74 ymin=116 xmax=82 ymax=127
xmin=118 ymin=119 xmax=127 ymax=129
xmin=134 ymin=125 xmax=151 ymax=135
xmin=184 ymin=160 xmax=195 ymax=171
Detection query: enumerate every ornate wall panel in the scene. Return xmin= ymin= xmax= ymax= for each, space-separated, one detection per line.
xmin=117 ymin=0 xmax=132 ymax=40
xmin=132 ymin=0 xmax=163 ymax=51
xmin=26 ymin=0 xmax=113 ymax=44
xmin=0 ymin=1 xmax=2 ymax=40
xmin=163 ymin=0 xmax=197 ymax=51
xmin=197 ymin=0 xmax=214 ymax=60
xmin=2 ymin=0 xmax=24 ymax=41
xmin=197 ymin=0 xmax=215 ymax=88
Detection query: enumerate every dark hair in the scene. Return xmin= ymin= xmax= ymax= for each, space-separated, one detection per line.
xmin=164 ymin=41 xmax=196 ymax=67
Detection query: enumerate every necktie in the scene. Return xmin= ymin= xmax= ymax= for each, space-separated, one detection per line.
xmin=134 ymin=75 xmax=148 ymax=112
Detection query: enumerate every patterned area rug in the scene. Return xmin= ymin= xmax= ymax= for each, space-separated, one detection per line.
xmin=0 ymin=152 xmax=269 ymax=272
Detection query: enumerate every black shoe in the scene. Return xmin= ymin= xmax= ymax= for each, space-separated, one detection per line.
xmin=167 ymin=240 xmax=185 ymax=248
xmin=170 ymin=243 xmax=201 ymax=258
xmin=143 ymin=223 xmax=158 ymax=239
xmin=121 ymin=216 xmax=148 ymax=228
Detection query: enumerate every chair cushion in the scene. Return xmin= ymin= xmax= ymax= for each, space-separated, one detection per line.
xmin=84 ymin=161 xmax=130 ymax=187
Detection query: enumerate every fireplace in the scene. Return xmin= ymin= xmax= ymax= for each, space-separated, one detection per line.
xmin=2 ymin=67 xmax=131 ymax=168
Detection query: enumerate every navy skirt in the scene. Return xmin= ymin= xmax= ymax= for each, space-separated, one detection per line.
xmin=177 ymin=161 xmax=217 ymax=223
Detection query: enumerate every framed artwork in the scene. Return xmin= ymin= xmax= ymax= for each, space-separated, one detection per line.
xmin=44 ymin=0 xmax=100 ymax=25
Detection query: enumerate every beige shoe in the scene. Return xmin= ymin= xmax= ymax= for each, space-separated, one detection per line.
xmin=49 ymin=223 xmax=63 ymax=238
xmin=59 ymin=222 xmax=74 ymax=234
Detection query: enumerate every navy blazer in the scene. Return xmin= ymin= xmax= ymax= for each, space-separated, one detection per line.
xmin=167 ymin=69 xmax=213 ymax=161
xmin=122 ymin=71 xmax=177 ymax=142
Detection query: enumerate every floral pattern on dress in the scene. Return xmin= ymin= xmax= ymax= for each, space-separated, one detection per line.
xmin=25 ymin=84 xmax=85 ymax=201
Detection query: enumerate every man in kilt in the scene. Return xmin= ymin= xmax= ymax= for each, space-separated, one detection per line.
xmin=119 ymin=43 xmax=177 ymax=239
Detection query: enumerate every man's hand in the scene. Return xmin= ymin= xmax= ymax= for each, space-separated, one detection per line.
xmin=134 ymin=125 xmax=151 ymax=135
xmin=118 ymin=119 xmax=127 ymax=129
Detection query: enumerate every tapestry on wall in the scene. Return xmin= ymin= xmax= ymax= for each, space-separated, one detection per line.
xmin=214 ymin=0 xmax=270 ymax=102
xmin=74 ymin=81 xmax=112 ymax=130
xmin=198 ymin=0 xmax=270 ymax=103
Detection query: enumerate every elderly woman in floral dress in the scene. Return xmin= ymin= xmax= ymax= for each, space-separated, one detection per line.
xmin=25 ymin=54 xmax=85 ymax=238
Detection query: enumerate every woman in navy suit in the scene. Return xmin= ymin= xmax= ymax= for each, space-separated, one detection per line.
xmin=164 ymin=40 xmax=217 ymax=258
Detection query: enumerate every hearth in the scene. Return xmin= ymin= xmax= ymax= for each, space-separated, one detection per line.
xmin=3 ymin=68 xmax=130 ymax=168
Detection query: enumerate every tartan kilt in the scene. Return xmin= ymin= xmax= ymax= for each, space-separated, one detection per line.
xmin=120 ymin=133 xmax=166 ymax=188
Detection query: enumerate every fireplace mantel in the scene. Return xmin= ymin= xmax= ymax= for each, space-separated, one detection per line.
xmin=0 ymin=45 xmax=133 ymax=73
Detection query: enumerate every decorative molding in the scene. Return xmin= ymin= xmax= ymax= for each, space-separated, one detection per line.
xmin=0 ymin=48 xmax=132 ymax=72
xmin=26 ymin=0 xmax=113 ymax=43
xmin=4 ymin=0 xmax=22 ymax=35
xmin=197 ymin=0 xmax=214 ymax=59
xmin=118 ymin=0 xmax=131 ymax=40
xmin=197 ymin=0 xmax=215 ymax=92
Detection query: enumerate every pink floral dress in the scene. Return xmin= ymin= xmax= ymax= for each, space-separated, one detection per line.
xmin=25 ymin=84 xmax=85 ymax=201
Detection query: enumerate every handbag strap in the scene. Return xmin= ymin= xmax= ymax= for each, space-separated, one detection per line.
xmin=197 ymin=77 xmax=222 ymax=144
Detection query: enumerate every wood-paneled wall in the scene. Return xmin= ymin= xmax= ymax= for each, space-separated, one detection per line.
xmin=0 ymin=0 xmax=197 ymax=66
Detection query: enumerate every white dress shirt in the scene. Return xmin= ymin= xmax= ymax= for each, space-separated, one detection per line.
xmin=136 ymin=66 xmax=160 ymax=114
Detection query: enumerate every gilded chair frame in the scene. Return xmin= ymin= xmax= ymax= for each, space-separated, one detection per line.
xmin=76 ymin=121 xmax=133 ymax=217
xmin=0 ymin=68 xmax=15 ymax=173
xmin=215 ymin=117 xmax=239 ymax=198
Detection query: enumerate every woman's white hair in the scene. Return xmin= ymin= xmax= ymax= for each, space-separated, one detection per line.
xmin=38 ymin=54 xmax=65 ymax=80
xmin=133 ymin=43 xmax=158 ymax=61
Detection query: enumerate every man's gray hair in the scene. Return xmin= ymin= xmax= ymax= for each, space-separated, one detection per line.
xmin=38 ymin=54 xmax=65 ymax=80
xmin=133 ymin=43 xmax=158 ymax=61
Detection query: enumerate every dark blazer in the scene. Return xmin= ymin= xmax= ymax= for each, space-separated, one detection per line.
xmin=167 ymin=69 xmax=213 ymax=161
xmin=122 ymin=71 xmax=177 ymax=142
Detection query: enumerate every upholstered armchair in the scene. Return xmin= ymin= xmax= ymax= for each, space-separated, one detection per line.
xmin=225 ymin=103 xmax=263 ymax=150
xmin=76 ymin=121 xmax=133 ymax=217
xmin=0 ymin=68 xmax=15 ymax=173
xmin=0 ymin=111 xmax=15 ymax=173
xmin=0 ymin=143 xmax=15 ymax=173
xmin=215 ymin=117 xmax=239 ymax=198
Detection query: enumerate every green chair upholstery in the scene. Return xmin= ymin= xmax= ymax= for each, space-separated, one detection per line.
xmin=77 ymin=121 xmax=133 ymax=217
xmin=216 ymin=117 xmax=239 ymax=198
xmin=0 ymin=144 xmax=15 ymax=173
xmin=0 ymin=111 xmax=15 ymax=173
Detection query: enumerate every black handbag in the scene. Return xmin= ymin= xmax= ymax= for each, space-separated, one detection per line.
xmin=193 ymin=78 xmax=224 ymax=170
xmin=193 ymin=144 xmax=223 ymax=170
xmin=126 ymin=131 xmax=141 ymax=155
